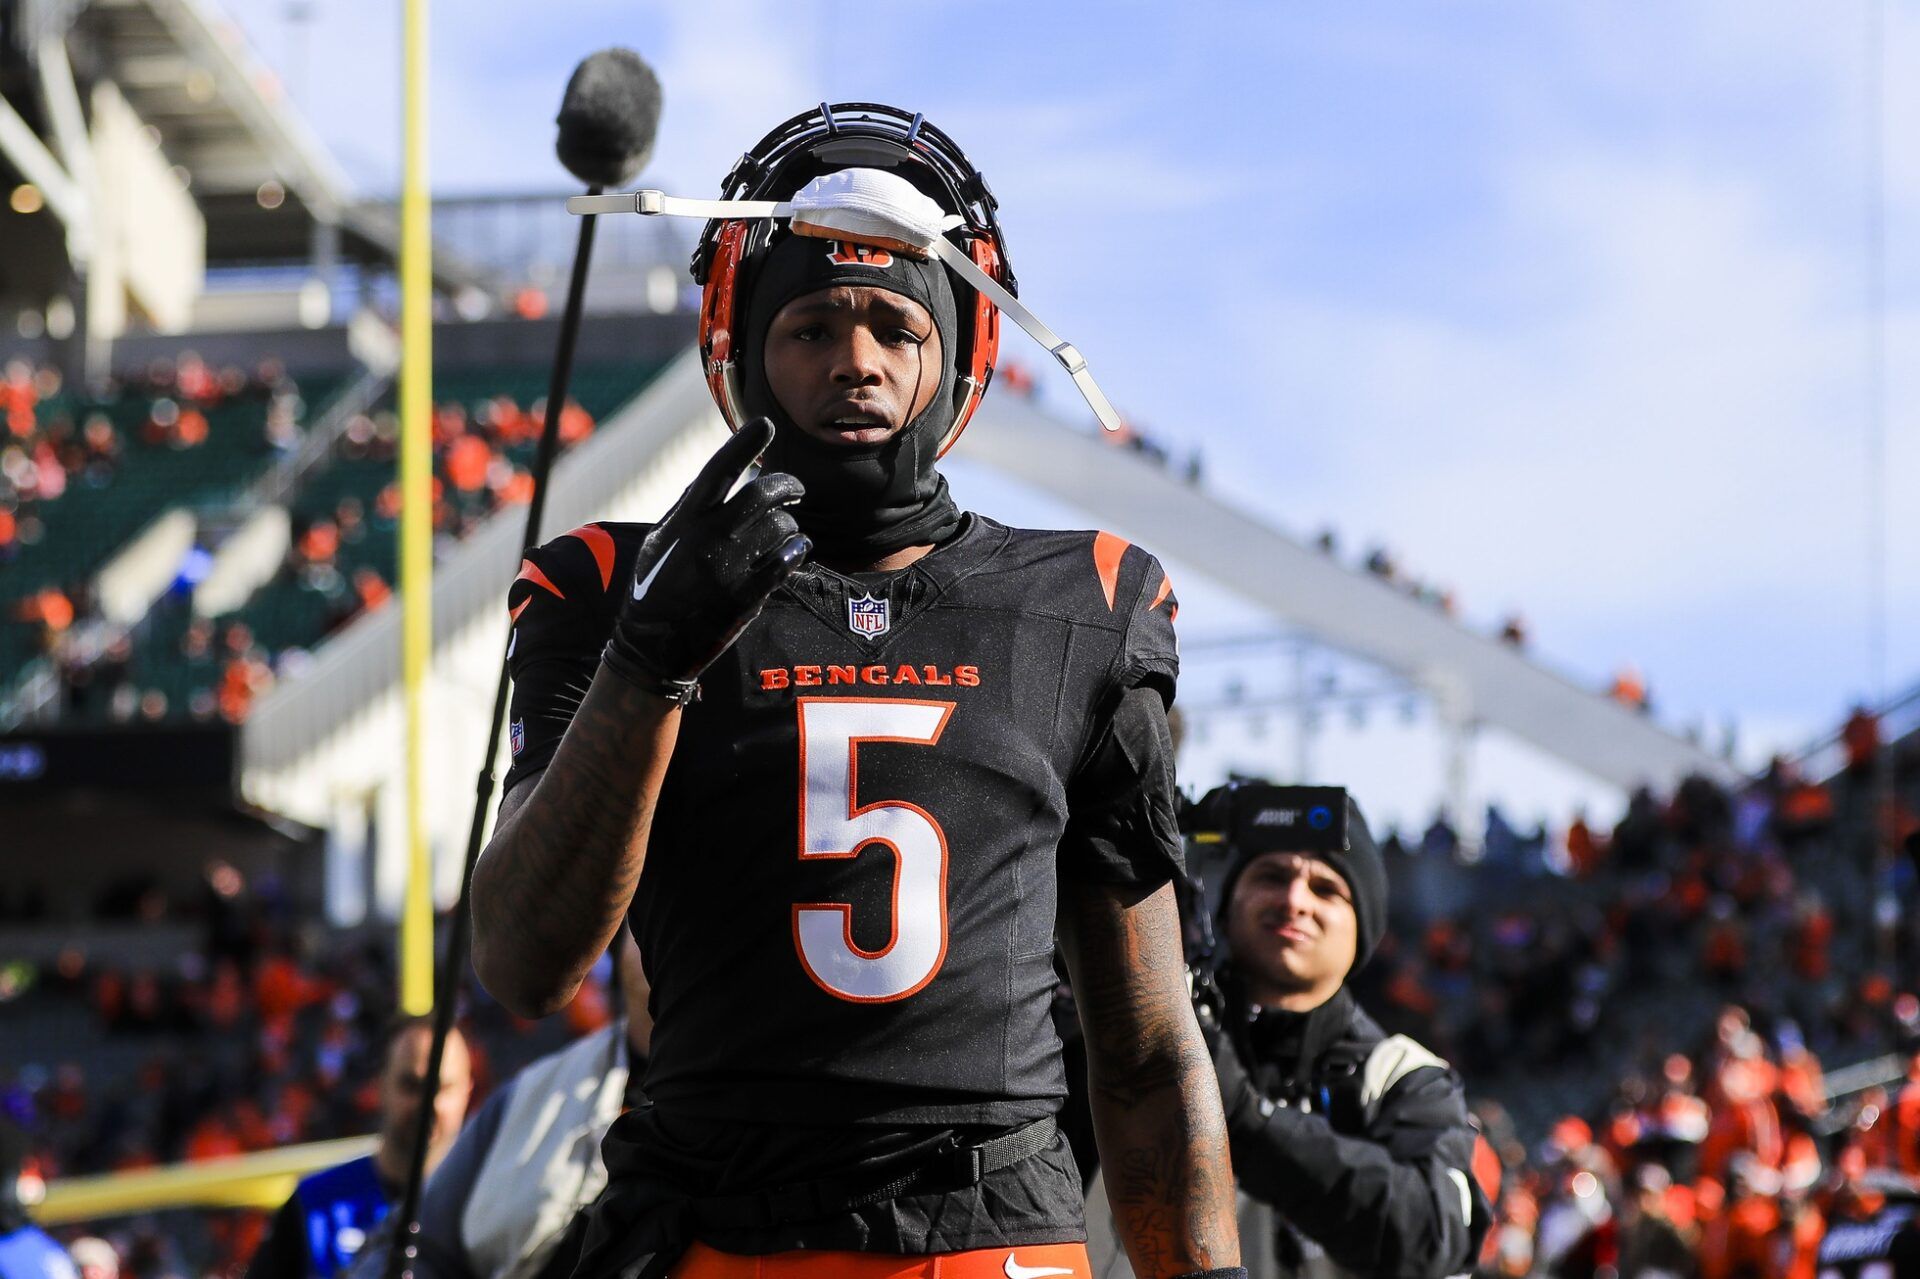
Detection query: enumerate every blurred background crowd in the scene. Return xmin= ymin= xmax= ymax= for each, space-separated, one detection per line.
xmin=3 ymin=352 xmax=604 ymax=729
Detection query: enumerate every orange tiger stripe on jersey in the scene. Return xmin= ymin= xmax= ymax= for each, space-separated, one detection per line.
xmin=1092 ymin=531 xmax=1130 ymax=611
xmin=561 ymin=523 xmax=616 ymax=591
xmin=515 ymin=558 xmax=566 ymax=601
xmin=670 ymin=1241 xmax=1091 ymax=1278
xmin=1149 ymin=572 xmax=1173 ymax=612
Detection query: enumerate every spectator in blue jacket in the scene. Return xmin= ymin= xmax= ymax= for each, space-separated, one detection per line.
xmin=247 ymin=1018 xmax=472 ymax=1279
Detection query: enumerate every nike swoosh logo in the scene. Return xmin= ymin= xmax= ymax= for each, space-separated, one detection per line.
xmin=632 ymin=541 xmax=676 ymax=601
xmin=1003 ymin=1256 xmax=1074 ymax=1279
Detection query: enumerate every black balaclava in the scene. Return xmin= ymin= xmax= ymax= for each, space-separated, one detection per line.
xmin=739 ymin=229 xmax=963 ymax=564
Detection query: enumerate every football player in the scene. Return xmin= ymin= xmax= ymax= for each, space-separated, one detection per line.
xmin=471 ymin=104 xmax=1240 ymax=1279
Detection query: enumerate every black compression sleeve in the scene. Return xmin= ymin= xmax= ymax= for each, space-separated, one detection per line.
xmin=1060 ymin=683 xmax=1185 ymax=886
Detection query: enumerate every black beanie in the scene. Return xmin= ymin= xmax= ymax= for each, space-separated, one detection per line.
xmin=1206 ymin=785 xmax=1388 ymax=973
xmin=738 ymin=229 xmax=963 ymax=563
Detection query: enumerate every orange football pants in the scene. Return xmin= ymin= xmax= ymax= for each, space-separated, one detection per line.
xmin=670 ymin=1240 xmax=1092 ymax=1278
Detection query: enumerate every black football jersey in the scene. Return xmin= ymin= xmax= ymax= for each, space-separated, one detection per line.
xmin=1816 ymin=1197 xmax=1920 ymax=1279
xmin=503 ymin=513 xmax=1182 ymax=1129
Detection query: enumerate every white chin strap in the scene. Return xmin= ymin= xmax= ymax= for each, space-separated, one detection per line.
xmin=568 ymin=167 xmax=1124 ymax=434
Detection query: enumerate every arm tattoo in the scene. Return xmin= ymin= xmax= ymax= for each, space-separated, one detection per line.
xmin=471 ymin=664 xmax=679 ymax=1015
xmin=1061 ymin=879 xmax=1240 ymax=1277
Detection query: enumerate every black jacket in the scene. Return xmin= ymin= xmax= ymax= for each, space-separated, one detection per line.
xmin=1221 ymin=986 xmax=1490 ymax=1279
xmin=1084 ymin=985 xmax=1491 ymax=1279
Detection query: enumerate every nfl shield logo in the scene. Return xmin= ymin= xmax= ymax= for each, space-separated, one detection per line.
xmin=847 ymin=592 xmax=890 ymax=638
xmin=509 ymin=719 xmax=525 ymax=757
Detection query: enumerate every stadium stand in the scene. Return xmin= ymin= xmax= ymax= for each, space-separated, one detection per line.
xmin=0 ymin=873 xmax=605 ymax=1276
xmin=1415 ymin=718 xmax=1918 ymax=1279
xmin=1 ymin=328 xmax=1907 ymax=1279
xmin=2 ymin=356 xmax=666 ymax=728
xmin=0 ymin=357 xmax=347 ymax=701
xmin=219 ymin=360 xmax=653 ymax=660
xmin=5 ymin=336 xmax=1908 ymax=1278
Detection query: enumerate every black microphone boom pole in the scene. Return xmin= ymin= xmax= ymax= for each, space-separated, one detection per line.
xmin=384 ymin=48 xmax=661 ymax=1279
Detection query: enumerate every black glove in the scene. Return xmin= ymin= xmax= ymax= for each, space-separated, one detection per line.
xmin=602 ymin=418 xmax=809 ymax=701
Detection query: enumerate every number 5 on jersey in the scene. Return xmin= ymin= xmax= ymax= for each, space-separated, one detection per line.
xmin=793 ymin=698 xmax=954 ymax=1003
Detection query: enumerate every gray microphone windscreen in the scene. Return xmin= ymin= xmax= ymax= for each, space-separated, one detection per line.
xmin=555 ymin=48 xmax=662 ymax=189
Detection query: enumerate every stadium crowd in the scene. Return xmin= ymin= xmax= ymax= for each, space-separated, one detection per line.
xmin=0 ymin=856 xmax=610 ymax=1278
xmin=0 ymin=354 xmax=308 ymax=566
xmin=1345 ymin=724 xmax=1920 ymax=1278
xmin=1355 ymin=736 xmax=1917 ymax=1082
xmin=1 ymin=352 xmax=599 ymax=729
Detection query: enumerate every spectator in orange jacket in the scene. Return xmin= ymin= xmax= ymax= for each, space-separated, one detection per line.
xmin=1701 ymin=1057 xmax=1785 ymax=1185
xmin=1697 ymin=1155 xmax=1784 ymax=1279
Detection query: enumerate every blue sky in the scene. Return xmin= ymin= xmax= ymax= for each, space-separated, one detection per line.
xmin=231 ymin=1 xmax=1919 ymax=823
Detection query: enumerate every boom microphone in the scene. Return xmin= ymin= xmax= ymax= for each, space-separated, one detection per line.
xmin=383 ymin=48 xmax=663 ymax=1279
xmin=555 ymin=48 xmax=662 ymax=189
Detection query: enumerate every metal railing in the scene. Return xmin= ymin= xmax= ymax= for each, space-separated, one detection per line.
xmin=245 ymin=365 xmax=390 ymax=510
xmin=1815 ymin=1052 xmax=1912 ymax=1134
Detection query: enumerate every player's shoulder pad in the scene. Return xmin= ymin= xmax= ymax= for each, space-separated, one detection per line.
xmin=993 ymin=525 xmax=1178 ymax=625
xmin=1090 ymin=530 xmax=1177 ymax=622
xmin=507 ymin=521 xmax=650 ymax=622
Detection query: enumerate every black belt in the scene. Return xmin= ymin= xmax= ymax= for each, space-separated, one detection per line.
xmin=691 ymin=1116 xmax=1058 ymax=1233
xmin=611 ymin=1117 xmax=1059 ymax=1279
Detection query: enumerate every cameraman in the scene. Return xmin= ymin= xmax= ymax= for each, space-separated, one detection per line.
xmin=1086 ymin=783 xmax=1490 ymax=1279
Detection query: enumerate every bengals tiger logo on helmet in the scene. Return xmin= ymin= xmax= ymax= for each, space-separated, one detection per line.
xmin=826 ymin=241 xmax=894 ymax=268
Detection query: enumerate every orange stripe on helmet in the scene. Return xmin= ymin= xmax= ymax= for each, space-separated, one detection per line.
xmin=1092 ymin=531 xmax=1130 ymax=611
